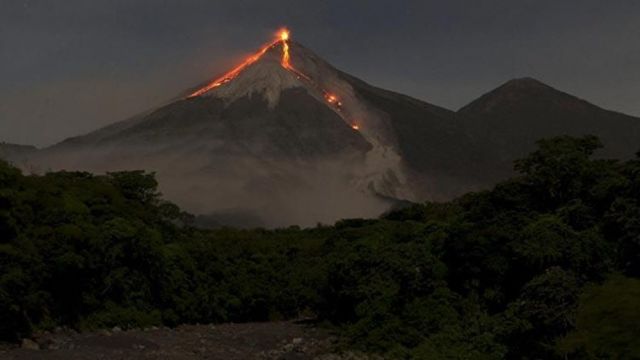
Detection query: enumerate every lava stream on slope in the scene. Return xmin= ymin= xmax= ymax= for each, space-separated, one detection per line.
xmin=188 ymin=28 xmax=360 ymax=130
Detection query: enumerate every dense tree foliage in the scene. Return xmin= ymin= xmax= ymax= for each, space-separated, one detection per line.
xmin=1 ymin=136 xmax=639 ymax=359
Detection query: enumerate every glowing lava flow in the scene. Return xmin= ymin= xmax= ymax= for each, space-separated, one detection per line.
xmin=188 ymin=38 xmax=280 ymax=98
xmin=188 ymin=28 xmax=359 ymax=130
xmin=279 ymin=29 xmax=311 ymax=81
xmin=280 ymin=29 xmax=291 ymax=68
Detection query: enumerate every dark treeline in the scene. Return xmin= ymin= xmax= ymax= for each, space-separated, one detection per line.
xmin=1 ymin=135 xmax=639 ymax=359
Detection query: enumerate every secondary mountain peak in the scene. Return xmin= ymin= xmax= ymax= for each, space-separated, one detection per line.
xmin=458 ymin=76 xmax=640 ymax=166
xmin=459 ymin=77 xmax=597 ymax=115
xmin=501 ymin=76 xmax=548 ymax=88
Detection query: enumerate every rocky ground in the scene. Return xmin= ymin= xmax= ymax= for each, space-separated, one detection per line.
xmin=0 ymin=321 xmax=380 ymax=360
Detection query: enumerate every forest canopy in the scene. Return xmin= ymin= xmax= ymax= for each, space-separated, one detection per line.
xmin=1 ymin=135 xmax=639 ymax=359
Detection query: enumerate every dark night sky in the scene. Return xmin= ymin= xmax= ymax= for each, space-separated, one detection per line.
xmin=1 ymin=0 xmax=639 ymax=146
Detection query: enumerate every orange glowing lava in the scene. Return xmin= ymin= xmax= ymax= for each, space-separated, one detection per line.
xmin=279 ymin=29 xmax=311 ymax=81
xmin=282 ymin=36 xmax=291 ymax=69
xmin=190 ymin=28 xmax=299 ymax=98
xmin=188 ymin=28 xmax=360 ymax=131
xmin=188 ymin=37 xmax=280 ymax=98
xmin=279 ymin=28 xmax=292 ymax=69
xmin=279 ymin=28 xmax=290 ymax=41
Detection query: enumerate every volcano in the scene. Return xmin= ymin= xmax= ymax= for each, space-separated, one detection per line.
xmin=17 ymin=30 xmax=640 ymax=227
xmin=28 ymin=29 xmax=457 ymax=227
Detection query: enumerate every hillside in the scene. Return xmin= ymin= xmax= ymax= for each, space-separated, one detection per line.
xmin=0 ymin=143 xmax=37 ymax=163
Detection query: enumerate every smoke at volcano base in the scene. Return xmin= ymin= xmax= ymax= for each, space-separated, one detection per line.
xmin=27 ymin=143 xmax=393 ymax=228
